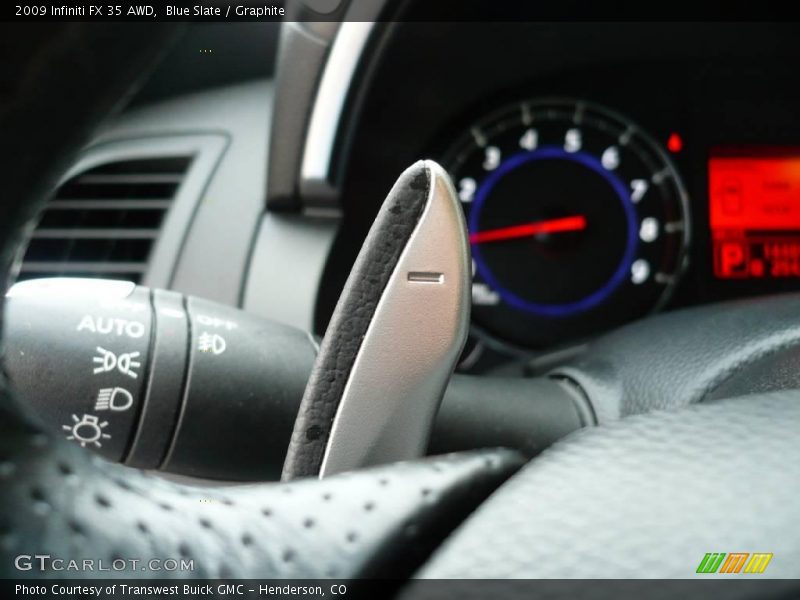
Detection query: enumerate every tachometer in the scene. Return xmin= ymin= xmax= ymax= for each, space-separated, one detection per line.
xmin=444 ymin=99 xmax=690 ymax=349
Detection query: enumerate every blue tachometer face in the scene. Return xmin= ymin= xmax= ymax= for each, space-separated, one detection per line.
xmin=470 ymin=147 xmax=639 ymax=317
xmin=444 ymin=99 xmax=689 ymax=349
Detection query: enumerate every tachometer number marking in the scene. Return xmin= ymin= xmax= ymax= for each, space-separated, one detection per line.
xmin=520 ymin=128 xmax=539 ymax=151
xmin=483 ymin=146 xmax=502 ymax=171
xmin=602 ymin=146 xmax=620 ymax=170
xmin=630 ymin=179 xmax=649 ymax=203
xmin=472 ymin=282 xmax=500 ymax=306
xmin=458 ymin=177 xmax=477 ymax=202
xmin=639 ymin=218 xmax=659 ymax=243
xmin=564 ymin=128 xmax=582 ymax=153
xmin=631 ymin=259 xmax=651 ymax=284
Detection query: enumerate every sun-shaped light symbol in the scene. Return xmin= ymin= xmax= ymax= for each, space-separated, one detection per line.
xmin=62 ymin=414 xmax=111 ymax=448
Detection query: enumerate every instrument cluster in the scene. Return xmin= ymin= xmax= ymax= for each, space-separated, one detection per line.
xmin=329 ymin=22 xmax=800 ymax=373
xmin=434 ymin=77 xmax=800 ymax=371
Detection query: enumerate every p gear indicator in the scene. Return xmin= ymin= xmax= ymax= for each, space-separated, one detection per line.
xmin=710 ymin=150 xmax=800 ymax=279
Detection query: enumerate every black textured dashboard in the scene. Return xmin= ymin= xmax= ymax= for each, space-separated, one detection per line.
xmin=319 ymin=21 xmax=800 ymax=370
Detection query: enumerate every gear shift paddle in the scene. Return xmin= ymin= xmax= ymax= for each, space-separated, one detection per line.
xmin=282 ymin=160 xmax=471 ymax=479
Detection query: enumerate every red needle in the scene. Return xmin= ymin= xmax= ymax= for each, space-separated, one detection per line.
xmin=469 ymin=215 xmax=588 ymax=244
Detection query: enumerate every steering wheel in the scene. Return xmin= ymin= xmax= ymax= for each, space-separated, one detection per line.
xmin=1 ymin=24 xmax=799 ymax=587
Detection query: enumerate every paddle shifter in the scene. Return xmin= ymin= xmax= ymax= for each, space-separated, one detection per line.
xmin=283 ymin=160 xmax=471 ymax=479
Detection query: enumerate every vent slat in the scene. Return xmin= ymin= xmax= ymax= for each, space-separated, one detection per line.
xmin=31 ymin=229 xmax=161 ymax=240
xmin=54 ymin=182 xmax=179 ymax=200
xmin=19 ymin=156 xmax=192 ymax=285
xmin=21 ymin=262 xmax=148 ymax=274
xmin=38 ymin=208 xmax=164 ymax=230
xmin=76 ymin=174 xmax=186 ymax=185
xmin=88 ymin=156 xmax=191 ymax=174
xmin=43 ymin=200 xmax=174 ymax=210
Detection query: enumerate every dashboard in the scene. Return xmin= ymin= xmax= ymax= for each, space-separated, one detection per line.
xmin=19 ymin=19 xmax=800 ymax=378
xmin=322 ymin=21 xmax=800 ymax=374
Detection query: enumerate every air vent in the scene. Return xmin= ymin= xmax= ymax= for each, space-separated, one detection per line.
xmin=19 ymin=156 xmax=193 ymax=284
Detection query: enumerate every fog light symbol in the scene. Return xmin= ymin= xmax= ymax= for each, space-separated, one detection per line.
xmin=95 ymin=387 xmax=133 ymax=412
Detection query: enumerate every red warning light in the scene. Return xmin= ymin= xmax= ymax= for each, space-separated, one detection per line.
xmin=667 ymin=133 xmax=683 ymax=153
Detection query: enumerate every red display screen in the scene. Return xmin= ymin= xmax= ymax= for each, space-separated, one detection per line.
xmin=709 ymin=150 xmax=800 ymax=279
